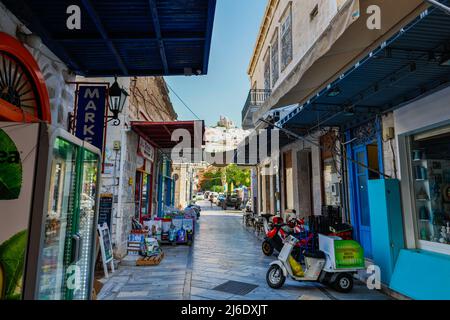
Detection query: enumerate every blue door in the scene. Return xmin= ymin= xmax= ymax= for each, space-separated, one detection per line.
xmin=353 ymin=145 xmax=373 ymax=258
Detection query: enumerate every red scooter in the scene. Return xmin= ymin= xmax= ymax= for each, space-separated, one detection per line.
xmin=262 ymin=217 xmax=313 ymax=260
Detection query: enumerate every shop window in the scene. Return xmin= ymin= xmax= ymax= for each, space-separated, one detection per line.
xmin=135 ymin=171 xmax=152 ymax=221
xmin=284 ymin=151 xmax=294 ymax=209
xmin=271 ymin=31 xmax=279 ymax=88
xmin=411 ymin=125 xmax=450 ymax=248
xmin=280 ymin=5 xmax=293 ymax=71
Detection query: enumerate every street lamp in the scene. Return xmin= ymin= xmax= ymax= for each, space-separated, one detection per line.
xmin=107 ymin=76 xmax=129 ymax=126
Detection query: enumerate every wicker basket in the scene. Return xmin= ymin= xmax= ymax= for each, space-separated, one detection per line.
xmin=135 ymin=252 xmax=165 ymax=266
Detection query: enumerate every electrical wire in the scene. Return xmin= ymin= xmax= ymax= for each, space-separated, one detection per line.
xmin=165 ymin=82 xmax=201 ymax=121
xmin=258 ymin=118 xmax=392 ymax=179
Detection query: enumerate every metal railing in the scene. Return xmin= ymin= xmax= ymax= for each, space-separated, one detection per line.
xmin=242 ymin=89 xmax=271 ymax=122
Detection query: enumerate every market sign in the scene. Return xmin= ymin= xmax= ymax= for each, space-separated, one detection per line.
xmin=138 ymin=137 xmax=154 ymax=162
xmin=75 ymin=86 xmax=107 ymax=151
xmin=334 ymin=240 xmax=365 ymax=269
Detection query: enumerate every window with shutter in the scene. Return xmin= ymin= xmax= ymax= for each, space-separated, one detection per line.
xmin=271 ymin=31 xmax=279 ymax=87
xmin=281 ymin=6 xmax=293 ymax=71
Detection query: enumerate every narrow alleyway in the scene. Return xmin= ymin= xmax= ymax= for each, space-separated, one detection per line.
xmin=98 ymin=201 xmax=390 ymax=300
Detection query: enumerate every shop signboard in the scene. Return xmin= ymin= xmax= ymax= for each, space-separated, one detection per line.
xmin=0 ymin=123 xmax=39 ymax=300
xmin=334 ymin=240 xmax=365 ymax=269
xmin=97 ymin=223 xmax=114 ymax=278
xmin=138 ymin=137 xmax=154 ymax=162
xmin=75 ymin=85 xmax=107 ymax=151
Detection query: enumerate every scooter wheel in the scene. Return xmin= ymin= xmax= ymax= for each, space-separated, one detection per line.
xmin=266 ymin=265 xmax=285 ymax=289
xmin=262 ymin=240 xmax=274 ymax=256
xmin=333 ymin=273 xmax=353 ymax=293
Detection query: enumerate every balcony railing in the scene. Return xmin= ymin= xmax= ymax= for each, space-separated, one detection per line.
xmin=242 ymin=89 xmax=271 ymax=127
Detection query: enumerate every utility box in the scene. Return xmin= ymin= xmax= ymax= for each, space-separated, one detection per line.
xmin=368 ymin=179 xmax=405 ymax=284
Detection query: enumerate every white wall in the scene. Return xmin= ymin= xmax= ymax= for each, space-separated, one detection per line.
xmin=249 ymin=0 xmax=342 ymax=91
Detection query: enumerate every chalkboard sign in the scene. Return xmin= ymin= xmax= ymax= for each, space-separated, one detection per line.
xmin=97 ymin=223 xmax=114 ymax=277
xmin=98 ymin=194 xmax=113 ymax=230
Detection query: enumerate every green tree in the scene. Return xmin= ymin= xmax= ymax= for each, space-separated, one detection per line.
xmin=199 ymin=165 xmax=250 ymax=192
xmin=225 ymin=164 xmax=250 ymax=189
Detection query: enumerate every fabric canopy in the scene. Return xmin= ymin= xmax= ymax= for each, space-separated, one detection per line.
xmin=253 ymin=0 xmax=428 ymax=125
xmin=131 ymin=120 xmax=204 ymax=149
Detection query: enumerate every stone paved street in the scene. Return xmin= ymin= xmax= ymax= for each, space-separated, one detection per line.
xmin=98 ymin=201 xmax=390 ymax=300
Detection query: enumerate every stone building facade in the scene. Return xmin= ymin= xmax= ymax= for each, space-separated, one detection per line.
xmin=76 ymin=76 xmax=177 ymax=258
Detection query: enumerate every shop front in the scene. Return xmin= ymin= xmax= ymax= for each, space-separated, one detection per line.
xmin=274 ymin=1 xmax=450 ymax=298
xmin=135 ymin=137 xmax=155 ymax=222
xmin=0 ymin=32 xmax=101 ymax=300
xmin=389 ymin=85 xmax=450 ymax=300
xmin=130 ymin=120 xmax=205 ymax=216
xmin=157 ymin=156 xmax=175 ymax=216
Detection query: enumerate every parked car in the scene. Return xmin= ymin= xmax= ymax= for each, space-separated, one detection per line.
xmin=222 ymin=193 xmax=242 ymax=210
xmin=195 ymin=192 xmax=204 ymax=201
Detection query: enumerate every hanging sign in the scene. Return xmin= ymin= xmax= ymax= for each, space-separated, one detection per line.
xmin=138 ymin=138 xmax=154 ymax=162
xmin=75 ymin=86 xmax=107 ymax=151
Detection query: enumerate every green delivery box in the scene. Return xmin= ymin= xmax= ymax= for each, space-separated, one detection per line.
xmin=334 ymin=240 xmax=365 ymax=269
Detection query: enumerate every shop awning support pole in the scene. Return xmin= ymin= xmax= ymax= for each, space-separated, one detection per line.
xmin=424 ymin=0 xmax=450 ymax=15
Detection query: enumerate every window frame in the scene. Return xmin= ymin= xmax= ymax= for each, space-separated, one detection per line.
xmin=270 ymin=29 xmax=280 ymax=88
xmin=280 ymin=3 xmax=293 ymax=72
xmin=401 ymin=125 xmax=450 ymax=256
xmin=263 ymin=48 xmax=271 ymax=90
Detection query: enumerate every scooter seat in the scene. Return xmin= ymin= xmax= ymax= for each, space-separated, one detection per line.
xmin=303 ymin=250 xmax=326 ymax=259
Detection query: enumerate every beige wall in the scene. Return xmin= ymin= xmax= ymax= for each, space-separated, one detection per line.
xmin=129 ymin=77 xmax=177 ymax=122
xmin=249 ymin=0 xmax=343 ymax=91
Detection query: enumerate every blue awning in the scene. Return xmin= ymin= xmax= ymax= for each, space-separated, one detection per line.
xmin=3 ymin=0 xmax=216 ymax=77
xmin=278 ymin=3 xmax=450 ymax=132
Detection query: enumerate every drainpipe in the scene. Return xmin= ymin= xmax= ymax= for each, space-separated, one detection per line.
xmin=115 ymin=122 xmax=130 ymax=257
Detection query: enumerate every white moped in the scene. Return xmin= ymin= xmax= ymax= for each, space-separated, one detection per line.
xmin=266 ymin=234 xmax=365 ymax=293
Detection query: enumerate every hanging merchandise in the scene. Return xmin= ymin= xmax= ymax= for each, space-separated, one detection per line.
xmin=168 ymin=224 xmax=177 ymax=243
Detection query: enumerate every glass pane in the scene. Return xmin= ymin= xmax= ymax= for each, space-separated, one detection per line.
xmin=411 ymin=127 xmax=450 ymax=246
xmin=135 ymin=172 xmax=141 ymax=219
xmin=141 ymin=174 xmax=149 ymax=216
xmin=356 ymin=151 xmax=365 ymax=174
xmin=281 ymin=9 xmax=292 ymax=70
xmin=271 ymin=34 xmax=279 ymax=87
xmin=38 ymin=138 xmax=77 ymax=300
xmin=73 ymin=149 xmax=98 ymax=300
xmin=358 ymin=175 xmax=370 ymax=227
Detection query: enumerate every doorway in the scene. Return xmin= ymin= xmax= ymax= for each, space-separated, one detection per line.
xmin=351 ymin=143 xmax=381 ymax=259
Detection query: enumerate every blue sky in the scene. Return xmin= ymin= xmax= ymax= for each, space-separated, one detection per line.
xmin=164 ymin=0 xmax=267 ymax=128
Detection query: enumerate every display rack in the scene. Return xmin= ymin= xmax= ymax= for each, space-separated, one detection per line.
xmin=413 ymin=156 xmax=448 ymax=242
